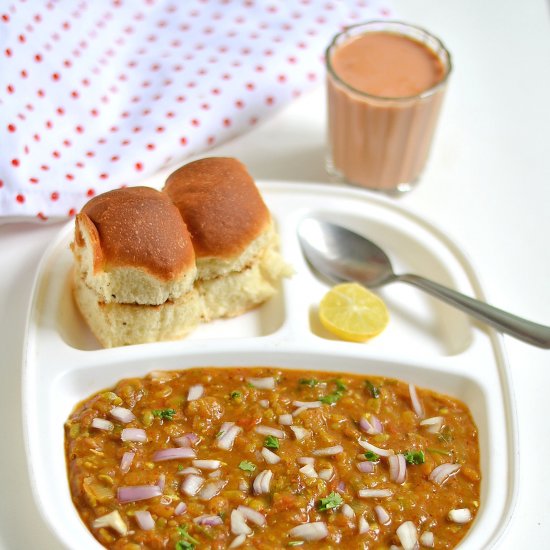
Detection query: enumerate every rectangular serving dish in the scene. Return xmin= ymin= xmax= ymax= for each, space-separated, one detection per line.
xmin=22 ymin=182 xmax=518 ymax=549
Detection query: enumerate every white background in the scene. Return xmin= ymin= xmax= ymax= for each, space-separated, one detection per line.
xmin=1 ymin=0 xmax=549 ymax=548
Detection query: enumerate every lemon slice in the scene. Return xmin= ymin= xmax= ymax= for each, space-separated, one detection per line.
xmin=319 ymin=282 xmax=389 ymax=342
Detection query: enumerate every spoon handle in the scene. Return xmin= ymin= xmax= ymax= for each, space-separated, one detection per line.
xmin=395 ymin=273 xmax=550 ymax=348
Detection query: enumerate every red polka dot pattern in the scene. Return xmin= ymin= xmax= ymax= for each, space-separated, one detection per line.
xmin=0 ymin=0 xmax=392 ymax=220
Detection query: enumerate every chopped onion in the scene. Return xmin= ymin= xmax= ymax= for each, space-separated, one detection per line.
xmin=278 ymin=414 xmax=293 ymax=426
xmin=238 ymin=479 xmax=248 ymax=492
xmin=318 ymin=468 xmax=333 ymax=481
xmin=292 ymin=400 xmax=322 ymax=409
xmin=91 ymin=418 xmax=114 ymax=431
xmin=252 ymin=469 xmax=273 ymax=495
xmin=174 ymin=432 xmax=201 ymax=447
xmin=409 ymin=383 xmax=424 ymax=418
xmin=187 ymin=384 xmax=204 ymax=401
xmin=117 ymin=484 xmax=162 ymax=503
xmin=389 ymin=454 xmax=407 ymax=485
xmin=375 ymin=505 xmax=391 ymax=526
xmin=288 ymin=522 xmax=328 ymax=541
xmin=92 ymin=510 xmax=128 ymax=536
xmin=110 ymin=406 xmax=136 ymax=424
xmin=429 ymin=463 xmax=461 ymax=486
xmin=357 ymin=461 xmax=375 ymax=474
xmin=254 ymin=425 xmax=286 ymax=438
xmin=357 ymin=488 xmax=393 ymax=499
xmin=341 ymin=503 xmax=355 ymax=519
xmin=261 ymin=447 xmax=281 ymax=464
xmin=358 ymin=515 xmax=369 ymax=534
xmin=359 ymin=415 xmax=383 ymax=435
xmin=181 ymin=474 xmax=205 ymax=496
xmin=217 ymin=425 xmax=242 ymax=450
xmin=420 ymin=416 xmax=444 ymax=433
xmin=229 ymin=534 xmax=247 ymax=548
xmin=396 ymin=520 xmax=418 ymax=550
xmin=299 ymin=463 xmax=318 ymax=478
xmin=120 ymin=451 xmax=135 ymax=473
xmin=198 ymin=479 xmax=227 ymax=501
xmin=448 ymin=508 xmax=472 ymax=524
xmin=297 ymin=456 xmax=315 ymax=465
xmin=231 ymin=509 xmax=252 ymax=535
xmin=420 ymin=531 xmax=434 ymax=547
xmin=174 ymin=501 xmax=187 ymax=515
xmin=134 ymin=510 xmax=155 ymax=531
xmin=157 ymin=473 xmax=166 ymax=492
xmin=209 ymin=470 xmax=222 ymax=479
xmin=247 ymin=377 xmax=275 ymax=390
xmin=153 ymin=447 xmax=196 ymax=461
xmin=290 ymin=426 xmax=310 ymax=441
xmin=237 ymin=505 xmax=266 ymax=526
xmin=312 ymin=445 xmax=343 ymax=456
xmin=358 ymin=439 xmax=394 ymax=457
xmin=193 ymin=459 xmax=223 ymax=470
xmin=177 ymin=467 xmax=201 ymax=475
xmin=121 ymin=428 xmax=147 ymax=443
xmin=160 ymin=495 xmax=172 ymax=505
xmin=259 ymin=399 xmax=270 ymax=408
xmin=194 ymin=514 xmax=224 ymax=526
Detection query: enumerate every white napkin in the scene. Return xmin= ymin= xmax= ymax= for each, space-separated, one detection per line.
xmin=0 ymin=0 xmax=392 ymax=221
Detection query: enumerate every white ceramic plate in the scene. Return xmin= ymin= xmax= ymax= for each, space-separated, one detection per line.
xmin=22 ymin=182 xmax=518 ymax=549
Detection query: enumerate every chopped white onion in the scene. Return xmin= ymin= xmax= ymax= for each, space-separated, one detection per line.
xmin=312 ymin=445 xmax=343 ymax=456
xmin=110 ymin=406 xmax=136 ymax=424
xmin=231 ymin=509 xmax=252 ymax=535
xmin=420 ymin=530 xmax=434 ymax=547
xmin=217 ymin=425 xmax=242 ymax=450
xmin=180 ymin=474 xmax=205 ymax=496
xmin=187 ymin=384 xmax=204 ymax=401
xmin=358 ymin=439 xmax=394 ymax=457
xmin=117 ymin=484 xmax=162 ymax=503
xmin=278 ymin=414 xmax=293 ymax=426
xmin=238 ymin=479 xmax=249 ymax=492
xmin=174 ymin=501 xmax=187 ymax=515
xmin=247 ymin=377 xmax=275 ymax=390
xmin=429 ymin=463 xmax=461 ymax=486
xmin=194 ymin=514 xmax=224 ymax=526
xmin=254 ymin=425 xmax=286 ymax=438
xmin=420 ymin=416 xmax=444 ymax=433
xmin=237 ymin=505 xmax=266 ymax=526
xmin=318 ymin=468 xmax=333 ymax=481
xmin=193 ymin=459 xmax=223 ymax=470
xmin=252 ymin=469 xmax=273 ymax=495
xmin=297 ymin=456 xmax=315 ymax=465
xmin=358 ymin=515 xmax=369 ymax=534
xmin=375 ymin=505 xmax=391 ymax=526
xmin=134 ymin=510 xmax=155 ymax=531
xmin=448 ymin=508 xmax=472 ymax=524
xmin=357 ymin=461 xmax=375 ymax=474
xmin=259 ymin=399 xmax=270 ymax=408
xmin=92 ymin=510 xmax=128 ymax=536
xmin=121 ymin=428 xmax=147 ymax=443
xmin=197 ymin=479 xmax=227 ymax=501
xmin=409 ymin=383 xmax=424 ymax=418
xmin=341 ymin=503 xmax=355 ymax=519
xmin=209 ymin=470 xmax=222 ymax=478
xmin=261 ymin=447 xmax=281 ymax=464
xmin=290 ymin=426 xmax=310 ymax=441
xmin=292 ymin=400 xmax=322 ymax=409
xmin=120 ymin=451 xmax=135 ymax=473
xmin=357 ymin=488 xmax=393 ymax=499
xmin=396 ymin=520 xmax=418 ymax=550
xmin=91 ymin=418 xmax=114 ymax=431
xmin=152 ymin=447 xmax=196 ymax=461
xmin=389 ymin=454 xmax=407 ymax=485
xmin=229 ymin=534 xmax=247 ymax=548
xmin=299 ymin=463 xmax=318 ymax=478
xmin=288 ymin=522 xmax=329 ymax=541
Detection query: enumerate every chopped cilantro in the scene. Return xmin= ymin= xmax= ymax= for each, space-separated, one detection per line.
xmin=230 ymin=391 xmax=242 ymax=399
xmin=365 ymin=380 xmax=380 ymax=398
xmin=238 ymin=460 xmax=256 ymax=472
xmin=264 ymin=435 xmax=280 ymax=450
xmin=334 ymin=379 xmax=347 ymax=392
xmin=318 ymin=491 xmax=344 ymax=511
xmin=404 ymin=450 xmax=425 ymax=465
xmin=152 ymin=408 xmax=176 ymax=421
xmin=176 ymin=525 xmax=199 ymax=550
xmin=320 ymin=379 xmax=346 ymax=405
xmin=177 ymin=464 xmax=184 ymax=471
xmin=364 ymin=450 xmax=380 ymax=462
xmin=299 ymin=378 xmax=319 ymax=387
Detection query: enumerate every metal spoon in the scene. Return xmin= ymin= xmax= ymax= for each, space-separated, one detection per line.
xmin=298 ymin=218 xmax=550 ymax=348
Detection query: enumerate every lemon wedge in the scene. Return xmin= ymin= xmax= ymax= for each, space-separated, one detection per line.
xmin=319 ymin=282 xmax=389 ymax=342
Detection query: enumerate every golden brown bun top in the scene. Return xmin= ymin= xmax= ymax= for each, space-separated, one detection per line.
xmin=78 ymin=186 xmax=195 ymax=280
xmin=163 ymin=157 xmax=270 ymax=259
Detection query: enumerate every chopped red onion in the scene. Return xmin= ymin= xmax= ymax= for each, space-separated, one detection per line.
xmin=312 ymin=445 xmax=343 ymax=456
xmin=357 ymin=488 xmax=393 ymax=498
xmin=358 ymin=515 xmax=369 ymax=534
xmin=259 ymin=399 xmax=270 ymax=408
xmin=160 ymin=495 xmax=173 ymax=505
xmin=420 ymin=416 xmax=444 ymax=434
xmin=396 ymin=520 xmax=418 ymax=550
xmin=237 ymin=505 xmax=266 ymax=526
xmin=231 ymin=509 xmax=252 ymax=535
xmin=341 ymin=503 xmax=355 ymax=519
xmin=299 ymin=463 xmax=318 ymax=478
xmin=359 ymin=415 xmax=383 ymax=435
xmin=278 ymin=414 xmax=293 ymax=426
xmin=375 ymin=505 xmax=391 ymax=526
xmin=238 ymin=480 xmax=249 ymax=492
xmin=409 ymin=383 xmax=424 ymax=418
xmin=187 ymin=384 xmax=204 ymax=401
xmin=261 ymin=447 xmax=281 ymax=465
xmin=134 ymin=510 xmax=155 ymax=531
xmin=152 ymin=447 xmax=196 ymax=461
xmin=318 ymin=468 xmax=333 ymax=481
xmin=252 ymin=469 xmax=273 ymax=495
xmin=217 ymin=425 xmax=242 ymax=450
xmin=173 ymin=432 xmax=201 ymax=447
xmin=157 ymin=473 xmax=166 ymax=492
xmin=121 ymin=428 xmax=147 ymax=443
xmin=92 ymin=510 xmax=128 ymax=536
xmin=448 ymin=508 xmax=472 ymax=524
xmin=292 ymin=400 xmax=322 ymax=409
xmin=197 ymin=479 xmax=227 ymax=501
xmin=358 ymin=439 xmax=394 ymax=457
xmin=288 ymin=522 xmax=329 ymax=541
xmin=193 ymin=459 xmax=223 ymax=470
xmin=247 ymin=377 xmax=275 ymax=390
xmin=117 ymin=484 xmax=162 ymax=503
xmin=429 ymin=463 xmax=461 ymax=486
xmin=194 ymin=514 xmax=224 ymax=526
xmin=110 ymin=406 xmax=136 ymax=424
xmin=177 ymin=467 xmax=201 ymax=476
xmin=389 ymin=454 xmax=407 ymax=485
xmin=297 ymin=457 xmax=315 ymax=465
xmin=254 ymin=425 xmax=286 ymax=438
xmin=208 ymin=470 xmax=222 ymax=479
xmin=290 ymin=426 xmax=310 ymax=441
xmin=181 ymin=474 xmax=205 ymax=496
xmin=91 ymin=418 xmax=114 ymax=431
xmin=174 ymin=501 xmax=187 ymax=515
xmin=357 ymin=461 xmax=375 ymax=474
xmin=420 ymin=531 xmax=434 ymax=547
xmin=120 ymin=451 xmax=135 ymax=474
xmin=229 ymin=534 xmax=246 ymax=548
xmin=337 ymin=481 xmax=346 ymax=492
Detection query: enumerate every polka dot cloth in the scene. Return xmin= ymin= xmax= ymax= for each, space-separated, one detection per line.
xmin=0 ymin=0 xmax=392 ymax=221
